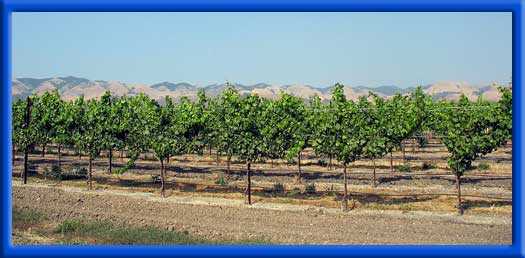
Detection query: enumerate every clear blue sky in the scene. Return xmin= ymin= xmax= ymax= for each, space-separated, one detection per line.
xmin=13 ymin=12 xmax=511 ymax=88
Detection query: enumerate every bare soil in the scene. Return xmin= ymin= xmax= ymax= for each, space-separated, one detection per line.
xmin=14 ymin=141 xmax=512 ymax=192
xmin=13 ymin=150 xmax=512 ymax=198
xmin=12 ymin=182 xmax=511 ymax=245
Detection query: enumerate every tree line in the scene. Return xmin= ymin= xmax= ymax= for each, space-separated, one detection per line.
xmin=12 ymin=82 xmax=512 ymax=214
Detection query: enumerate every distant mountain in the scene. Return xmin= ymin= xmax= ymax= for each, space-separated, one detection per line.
xmin=150 ymin=82 xmax=194 ymax=91
xmin=11 ymin=77 xmax=504 ymax=102
xmin=355 ymin=85 xmax=413 ymax=96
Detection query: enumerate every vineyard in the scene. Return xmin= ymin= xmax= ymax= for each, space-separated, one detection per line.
xmin=12 ymin=82 xmax=512 ymax=219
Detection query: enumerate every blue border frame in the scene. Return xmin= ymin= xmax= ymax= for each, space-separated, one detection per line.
xmin=1 ymin=0 xmax=523 ymax=257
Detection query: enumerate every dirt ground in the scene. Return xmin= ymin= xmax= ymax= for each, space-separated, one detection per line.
xmin=12 ymin=182 xmax=511 ymax=245
xmin=11 ymin=141 xmax=512 ymax=216
xmin=14 ymin=141 xmax=512 ymax=191
xmin=11 ymin=140 xmax=513 ymax=244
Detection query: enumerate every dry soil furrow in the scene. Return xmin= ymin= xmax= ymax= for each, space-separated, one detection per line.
xmin=12 ymin=183 xmax=511 ymax=245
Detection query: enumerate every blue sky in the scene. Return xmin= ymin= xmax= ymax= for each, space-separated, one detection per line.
xmin=13 ymin=12 xmax=511 ymax=88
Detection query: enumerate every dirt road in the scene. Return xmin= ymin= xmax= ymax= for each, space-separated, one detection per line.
xmin=12 ymin=182 xmax=511 ymax=245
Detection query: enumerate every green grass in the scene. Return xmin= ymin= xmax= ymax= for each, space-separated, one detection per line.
xmin=13 ymin=209 xmax=272 ymax=245
xmin=54 ymin=219 xmax=272 ymax=245
xmin=476 ymin=163 xmax=490 ymax=170
xmin=12 ymin=208 xmax=47 ymax=228
xmin=398 ymin=164 xmax=412 ymax=172
xmin=214 ymin=177 xmax=228 ymax=186
xmin=467 ymin=163 xmax=491 ymax=171
xmin=54 ymin=220 xmax=212 ymax=245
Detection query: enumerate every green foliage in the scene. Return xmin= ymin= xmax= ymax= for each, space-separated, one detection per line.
xmin=398 ymin=164 xmax=412 ymax=172
xmin=329 ymin=83 xmax=377 ymax=165
xmin=69 ymin=96 xmax=88 ymax=156
xmin=327 ymin=189 xmax=336 ymax=197
xmin=114 ymin=94 xmax=159 ymax=173
xmin=260 ymin=92 xmax=307 ymax=161
xmin=230 ymin=90 xmax=265 ymax=164
xmin=362 ymin=93 xmax=389 ymax=161
xmin=12 ymin=96 xmax=38 ymax=153
xmin=475 ymin=163 xmax=490 ymax=171
xmin=374 ymin=93 xmax=413 ymax=156
xmin=32 ymin=90 xmax=63 ymax=151
xmin=209 ymin=84 xmax=241 ymax=160
xmin=195 ymin=89 xmax=213 ymax=155
xmin=497 ymin=83 xmax=513 ymax=138
xmin=310 ymin=95 xmax=338 ymax=164
xmin=432 ymin=85 xmax=511 ymax=176
xmin=74 ymin=96 xmax=107 ymax=160
xmin=12 ymin=81 xmax=512 ymax=190
xmin=409 ymin=87 xmax=435 ymax=137
xmin=214 ymin=177 xmax=228 ymax=186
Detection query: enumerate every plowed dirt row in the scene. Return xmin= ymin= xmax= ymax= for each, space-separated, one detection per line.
xmin=12 ymin=183 xmax=511 ymax=245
